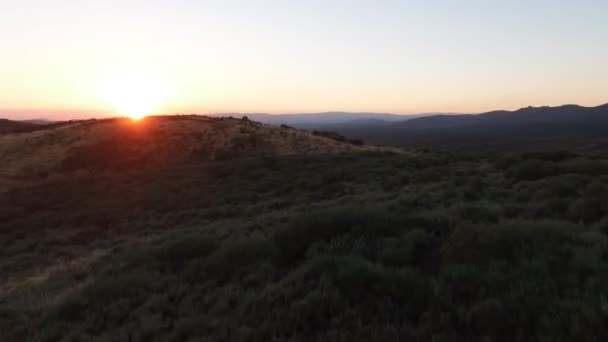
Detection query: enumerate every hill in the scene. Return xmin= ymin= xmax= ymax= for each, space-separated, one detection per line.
xmin=19 ymin=119 xmax=52 ymax=125
xmin=213 ymin=112 xmax=441 ymax=129
xmin=399 ymin=103 xmax=608 ymax=129
xmin=3 ymin=113 xmax=608 ymax=341
xmin=322 ymin=104 xmax=608 ymax=147
xmin=0 ymin=119 xmax=39 ymax=134
xmin=0 ymin=115 xmax=390 ymax=188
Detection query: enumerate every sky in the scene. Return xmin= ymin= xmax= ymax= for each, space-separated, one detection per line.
xmin=1 ymin=0 xmax=607 ymax=120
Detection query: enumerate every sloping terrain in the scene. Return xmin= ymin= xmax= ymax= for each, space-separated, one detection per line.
xmin=2 ymin=115 xmax=608 ymax=341
xmin=2 ymin=142 xmax=608 ymax=341
xmin=224 ymin=112 xmax=429 ymax=128
xmin=0 ymin=115 xmax=401 ymax=287
xmin=0 ymin=115 xmax=390 ymax=189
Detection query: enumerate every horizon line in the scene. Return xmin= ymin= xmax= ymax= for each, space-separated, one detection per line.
xmin=1 ymin=101 xmax=607 ymax=121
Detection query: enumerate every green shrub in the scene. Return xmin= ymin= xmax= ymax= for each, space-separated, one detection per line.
xmin=562 ymin=158 xmax=608 ymax=175
xmin=521 ymin=150 xmax=578 ymax=162
xmin=507 ymin=160 xmax=561 ymax=181
xmin=494 ymin=153 xmax=520 ymax=169
xmin=596 ymin=217 xmax=608 ymax=236
xmin=451 ymin=201 xmax=502 ymax=223
xmin=273 ymin=207 xmax=403 ymax=264
xmin=533 ymin=176 xmax=580 ymax=199
xmin=9 ymin=147 xmax=608 ymax=341
xmin=538 ymin=300 xmax=606 ymax=340
xmin=377 ymin=229 xmax=438 ymax=269
xmin=411 ymin=167 xmax=445 ymax=183
xmin=279 ymin=256 xmax=430 ymax=320
xmin=569 ymin=198 xmax=606 ymax=223
xmin=81 ymin=270 xmax=153 ymax=307
xmin=529 ymin=198 xmax=570 ymax=218
xmin=49 ymin=269 xmax=154 ymax=328
xmin=467 ymin=299 xmax=512 ymax=336
xmin=400 ymin=210 xmax=453 ymax=236
xmin=306 ymin=235 xmax=373 ymax=260
xmin=191 ymin=237 xmax=278 ymax=283
xmin=443 ymin=220 xmax=582 ymax=267
xmin=153 ymin=235 xmax=218 ymax=266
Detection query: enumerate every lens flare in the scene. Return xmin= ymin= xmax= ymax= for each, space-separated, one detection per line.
xmin=99 ymin=75 xmax=171 ymax=119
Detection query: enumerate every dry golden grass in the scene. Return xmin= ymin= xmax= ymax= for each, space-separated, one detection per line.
xmin=0 ymin=115 xmax=400 ymax=188
xmin=0 ymin=249 xmax=106 ymax=312
xmin=0 ymin=115 xmax=406 ymax=313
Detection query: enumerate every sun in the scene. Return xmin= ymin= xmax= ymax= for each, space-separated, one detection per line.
xmin=99 ymin=75 xmax=170 ymax=120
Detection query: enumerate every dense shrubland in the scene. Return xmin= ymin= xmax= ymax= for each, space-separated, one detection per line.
xmin=2 ymin=146 xmax=608 ymax=341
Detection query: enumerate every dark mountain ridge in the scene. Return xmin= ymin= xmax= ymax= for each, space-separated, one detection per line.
xmin=0 ymin=119 xmax=39 ymax=134
xmin=213 ymin=111 xmax=448 ymax=129
xmin=327 ymin=103 xmax=608 ymax=147
xmin=399 ymin=104 xmax=608 ymax=130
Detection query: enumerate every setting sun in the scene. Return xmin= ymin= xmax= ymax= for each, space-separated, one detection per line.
xmin=98 ymin=75 xmax=171 ymax=120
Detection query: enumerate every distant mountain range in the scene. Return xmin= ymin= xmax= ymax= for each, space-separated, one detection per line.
xmin=0 ymin=119 xmax=40 ymax=134
xmin=3 ymin=104 xmax=608 ymax=147
xmin=305 ymin=104 xmax=608 ymax=147
xmin=213 ymin=112 xmax=449 ymax=129
xmin=1 ymin=112 xmax=449 ymax=129
xmin=211 ymin=104 xmax=608 ymax=147
xmin=19 ymin=119 xmax=52 ymax=125
xmin=0 ymin=118 xmax=54 ymax=134
xmin=395 ymin=104 xmax=608 ymax=129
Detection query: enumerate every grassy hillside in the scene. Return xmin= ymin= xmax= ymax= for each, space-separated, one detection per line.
xmin=2 ymin=119 xmax=608 ymax=341
xmin=0 ymin=115 xmax=389 ymax=191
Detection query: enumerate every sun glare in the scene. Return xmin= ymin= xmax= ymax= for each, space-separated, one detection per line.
xmin=99 ymin=75 xmax=171 ymax=120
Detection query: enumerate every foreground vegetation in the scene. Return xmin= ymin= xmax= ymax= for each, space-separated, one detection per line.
xmin=2 ymin=145 xmax=608 ymax=341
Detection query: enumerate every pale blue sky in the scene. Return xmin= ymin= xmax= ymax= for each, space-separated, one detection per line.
xmin=1 ymin=0 xmax=607 ymax=119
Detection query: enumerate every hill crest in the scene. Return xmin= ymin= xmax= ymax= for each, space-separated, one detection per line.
xmin=0 ymin=115 xmax=396 ymax=185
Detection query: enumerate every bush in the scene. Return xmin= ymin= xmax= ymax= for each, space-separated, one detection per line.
xmin=153 ymin=235 xmax=218 ymax=267
xmin=50 ymin=269 xmax=154 ymax=325
xmin=507 ymin=160 xmax=561 ymax=181
xmin=273 ymin=207 xmax=403 ymax=264
xmin=312 ymin=131 xmax=364 ymax=145
xmin=533 ymin=176 xmax=580 ymax=199
xmin=279 ymin=256 xmax=430 ymax=320
xmin=377 ymin=229 xmax=438 ymax=269
xmin=521 ymin=150 xmax=578 ymax=162
xmin=9 ymin=146 xmax=608 ymax=341
xmin=190 ymin=237 xmax=278 ymax=283
xmin=451 ymin=201 xmax=502 ymax=223
xmin=596 ymin=217 xmax=608 ymax=236
xmin=569 ymin=198 xmax=606 ymax=223
xmin=81 ymin=270 xmax=153 ymax=308
xmin=562 ymin=158 xmax=608 ymax=176
xmin=443 ymin=220 xmax=582 ymax=267
xmin=494 ymin=153 xmax=520 ymax=169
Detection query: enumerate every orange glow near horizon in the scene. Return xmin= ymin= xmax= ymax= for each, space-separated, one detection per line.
xmin=1 ymin=2 xmax=607 ymax=121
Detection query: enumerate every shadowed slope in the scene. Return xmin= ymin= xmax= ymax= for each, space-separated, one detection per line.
xmin=0 ymin=119 xmax=39 ymax=134
xmin=0 ymin=115 xmax=395 ymax=185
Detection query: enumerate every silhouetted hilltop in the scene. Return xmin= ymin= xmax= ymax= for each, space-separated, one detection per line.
xmin=0 ymin=115 xmax=398 ymax=185
xmin=401 ymin=104 xmax=608 ymax=130
xmin=19 ymin=119 xmax=52 ymax=125
xmin=214 ymin=112 xmax=442 ymax=129
xmin=0 ymin=119 xmax=39 ymax=134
